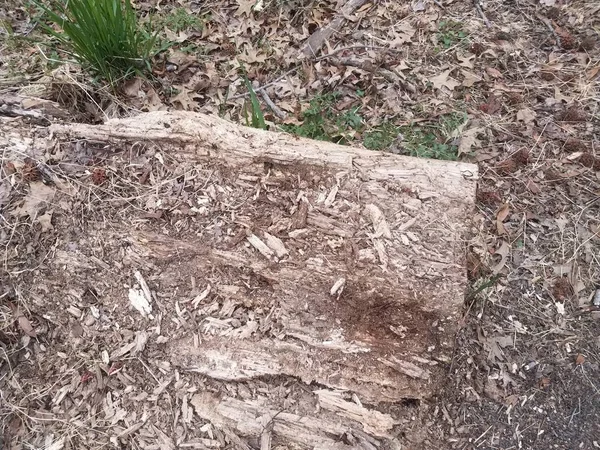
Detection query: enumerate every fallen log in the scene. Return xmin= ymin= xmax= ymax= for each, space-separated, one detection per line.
xmin=2 ymin=110 xmax=477 ymax=446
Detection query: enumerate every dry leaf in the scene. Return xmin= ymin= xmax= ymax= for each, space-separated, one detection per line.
xmin=457 ymin=127 xmax=484 ymax=157
xmin=586 ymin=65 xmax=600 ymax=80
xmin=429 ymin=69 xmax=460 ymax=91
xmin=516 ymin=108 xmax=536 ymax=124
xmin=457 ymin=53 xmax=476 ymax=69
xmin=390 ymin=22 xmax=416 ymax=46
xmin=144 ymin=88 xmax=165 ymax=112
xmin=37 ymin=211 xmax=54 ymax=232
xmin=461 ymin=70 xmax=482 ymax=87
xmin=486 ymin=67 xmax=503 ymax=79
xmin=412 ymin=0 xmax=425 ymax=11
xmin=172 ymin=88 xmax=199 ymax=111
xmin=122 ymin=77 xmax=143 ymax=98
xmin=491 ymin=240 xmax=510 ymax=274
xmin=18 ymin=314 xmax=37 ymax=337
xmin=538 ymin=377 xmax=551 ymax=388
xmin=496 ymin=203 xmax=510 ymax=235
xmin=11 ymin=181 xmax=56 ymax=219
xmin=553 ymin=86 xmax=571 ymax=103
xmin=10 ymin=302 xmax=37 ymax=337
xmin=165 ymin=29 xmax=190 ymax=43
xmin=239 ymin=46 xmax=268 ymax=64
xmin=575 ymin=354 xmax=585 ymax=365
xmin=496 ymin=203 xmax=510 ymax=222
xmin=526 ymin=179 xmax=541 ymax=194
xmin=235 ymin=0 xmax=256 ymax=16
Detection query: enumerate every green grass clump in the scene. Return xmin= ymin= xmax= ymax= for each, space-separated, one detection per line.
xmin=363 ymin=113 xmax=466 ymax=161
xmin=363 ymin=122 xmax=400 ymax=150
xmin=437 ymin=20 xmax=467 ymax=48
xmin=36 ymin=0 xmax=157 ymax=84
xmin=242 ymin=76 xmax=267 ymax=130
xmin=160 ymin=8 xmax=204 ymax=33
xmin=282 ymin=93 xmax=362 ymax=144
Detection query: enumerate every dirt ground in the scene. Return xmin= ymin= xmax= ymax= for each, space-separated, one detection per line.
xmin=1 ymin=0 xmax=600 ymax=448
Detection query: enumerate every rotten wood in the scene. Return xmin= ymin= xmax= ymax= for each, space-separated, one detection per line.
xmin=3 ymin=110 xmax=478 ymax=445
xmin=50 ymin=111 xmax=476 ymax=201
xmin=46 ymin=111 xmax=478 ymax=402
xmin=0 ymin=94 xmax=69 ymax=124
xmin=190 ymin=390 xmax=403 ymax=449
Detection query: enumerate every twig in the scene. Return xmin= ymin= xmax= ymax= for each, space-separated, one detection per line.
xmin=260 ymin=89 xmax=287 ymax=120
xmin=432 ymin=0 xmax=445 ymax=9
xmin=474 ymin=0 xmax=492 ymax=28
xmin=229 ymin=67 xmax=298 ymax=100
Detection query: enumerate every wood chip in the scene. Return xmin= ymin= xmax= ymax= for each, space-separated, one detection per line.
xmin=324 ymin=185 xmax=338 ymax=206
xmin=263 ymin=232 xmax=288 ymax=258
xmin=365 ymin=204 xmax=392 ymax=239
xmin=192 ymin=284 xmax=212 ymax=308
xmin=291 ymin=199 xmax=309 ymax=229
xmin=330 ymin=277 xmax=346 ymax=296
xmin=134 ymin=270 xmax=153 ymax=302
xmin=247 ymin=234 xmax=275 ymax=259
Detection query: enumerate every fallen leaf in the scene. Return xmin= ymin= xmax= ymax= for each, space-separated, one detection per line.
xmin=484 ymin=334 xmax=513 ymax=362
xmin=164 ymin=29 xmax=190 ymax=43
xmin=484 ymin=379 xmax=505 ymax=402
xmin=235 ymin=0 xmax=256 ymax=16
xmin=390 ymin=22 xmax=416 ymax=46
xmin=479 ymin=96 xmax=503 ymax=115
xmin=10 ymin=303 xmax=37 ymax=337
xmin=37 ymin=211 xmax=53 ymax=232
xmin=586 ymin=65 xmax=600 ymax=80
xmin=554 ymin=86 xmax=571 ymax=103
xmin=496 ymin=203 xmax=510 ymax=224
xmin=491 ymin=240 xmax=510 ymax=274
xmin=526 ymin=179 xmax=541 ymax=194
xmin=457 ymin=127 xmax=484 ymax=157
xmin=516 ymin=108 xmax=536 ymax=124
xmin=538 ymin=377 xmax=551 ymax=388
xmin=461 ymin=70 xmax=482 ymax=87
xmin=11 ymin=181 xmax=56 ymax=220
xmin=18 ymin=315 xmax=36 ymax=337
xmin=486 ymin=67 xmax=503 ymax=79
xmin=429 ymin=69 xmax=460 ymax=91
xmin=122 ymin=77 xmax=143 ymax=98
xmin=144 ymin=87 xmax=165 ymax=111
xmin=239 ymin=45 xmax=268 ymax=64
xmin=457 ymin=53 xmax=476 ymax=69
xmin=575 ymin=354 xmax=585 ymax=365
xmin=171 ymin=88 xmax=199 ymax=111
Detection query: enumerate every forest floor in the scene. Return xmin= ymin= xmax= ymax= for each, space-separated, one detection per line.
xmin=1 ymin=0 xmax=600 ymax=448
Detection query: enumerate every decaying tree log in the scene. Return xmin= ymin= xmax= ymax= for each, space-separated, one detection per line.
xmin=49 ymin=111 xmax=477 ymax=403
xmin=2 ymin=111 xmax=477 ymax=447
